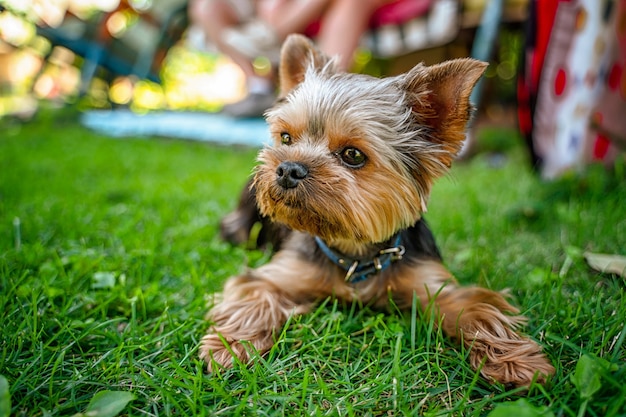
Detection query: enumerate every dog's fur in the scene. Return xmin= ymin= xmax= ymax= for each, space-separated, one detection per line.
xmin=202 ymin=34 xmax=554 ymax=387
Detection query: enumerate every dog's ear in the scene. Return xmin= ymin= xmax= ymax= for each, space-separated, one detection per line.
xmin=400 ymin=58 xmax=487 ymax=159
xmin=278 ymin=34 xmax=333 ymax=97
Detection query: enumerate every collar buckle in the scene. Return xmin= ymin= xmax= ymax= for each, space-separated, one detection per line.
xmin=345 ymin=260 xmax=360 ymax=282
xmin=316 ymin=234 xmax=405 ymax=284
xmin=379 ymin=245 xmax=405 ymax=261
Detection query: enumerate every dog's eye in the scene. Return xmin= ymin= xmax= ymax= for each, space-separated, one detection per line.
xmin=280 ymin=132 xmax=292 ymax=145
xmin=340 ymin=147 xmax=366 ymax=167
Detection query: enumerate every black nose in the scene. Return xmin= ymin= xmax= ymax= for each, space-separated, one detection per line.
xmin=276 ymin=161 xmax=308 ymax=189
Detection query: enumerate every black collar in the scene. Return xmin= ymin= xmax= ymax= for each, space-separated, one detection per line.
xmin=315 ymin=234 xmax=405 ymax=284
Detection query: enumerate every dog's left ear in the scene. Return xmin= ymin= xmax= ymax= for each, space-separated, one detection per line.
xmin=278 ymin=34 xmax=334 ymax=97
xmin=400 ymin=58 xmax=488 ymax=158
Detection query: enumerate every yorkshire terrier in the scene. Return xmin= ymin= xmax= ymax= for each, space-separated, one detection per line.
xmin=200 ymin=34 xmax=554 ymax=387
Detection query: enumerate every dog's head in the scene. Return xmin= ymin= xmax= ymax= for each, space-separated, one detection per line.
xmin=254 ymin=34 xmax=486 ymax=246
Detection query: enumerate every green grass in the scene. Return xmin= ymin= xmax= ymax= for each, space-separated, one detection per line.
xmin=0 ymin=112 xmax=625 ymax=416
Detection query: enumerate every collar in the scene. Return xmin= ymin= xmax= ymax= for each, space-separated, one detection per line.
xmin=315 ymin=234 xmax=405 ymax=284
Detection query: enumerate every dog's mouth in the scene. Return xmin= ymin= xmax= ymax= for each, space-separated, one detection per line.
xmin=269 ymin=185 xmax=307 ymax=210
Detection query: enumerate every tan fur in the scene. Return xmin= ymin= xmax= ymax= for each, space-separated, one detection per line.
xmin=200 ymin=34 xmax=554 ymax=387
xmin=386 ymin=260 xmax=554 ymax=385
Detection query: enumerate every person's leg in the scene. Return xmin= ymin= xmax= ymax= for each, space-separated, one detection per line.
xmin=316 ymin=0 xmax=388 ymax=71
xmin=262 ymin=0 xmax=332 ymax=39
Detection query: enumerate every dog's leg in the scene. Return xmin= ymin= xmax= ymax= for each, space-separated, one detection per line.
xmin=200 ymin=248 xmax=336 ymax=371
xmin=199 ymin=273 xmax=304 ymax=371
xmin=391 ymin=260 xmax=554 ymax=387
xmin=220 ymin=180 xmax=291 ymax=250
xmin=219 ymin=181 xmax=260 ymax=246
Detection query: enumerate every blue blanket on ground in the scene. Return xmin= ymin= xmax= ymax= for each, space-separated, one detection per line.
xmin=81 ymin=110 xmax=270 ymax=147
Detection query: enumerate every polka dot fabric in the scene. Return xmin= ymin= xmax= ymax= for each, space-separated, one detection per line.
xmin=518 ymin=0 xmax=626 ymax=178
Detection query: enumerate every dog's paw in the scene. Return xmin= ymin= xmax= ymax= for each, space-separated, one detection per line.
xmin=470 ymin=337 xmax=555 ymax=387
xmin=199 ymin=333 xmax=246 ymax=372
xmin=220 ymin=210 xmax=252 ymax=246
xmin=199 ymin=330 xmax=273 ymax=372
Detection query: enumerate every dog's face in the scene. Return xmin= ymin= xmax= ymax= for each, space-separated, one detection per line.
xmin=254 ymin=35 xmax=486 ymax=246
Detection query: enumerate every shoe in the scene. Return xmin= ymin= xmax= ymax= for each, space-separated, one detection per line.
xmin=222 ymin=92 xmax=276 ymax=118
xmin=222 ymin=20 xmax=281 ymax=63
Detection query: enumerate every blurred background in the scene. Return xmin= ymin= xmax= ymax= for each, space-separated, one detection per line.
xmin=0 ymin=0 xmax=526 ymax=120
xmin=0 ymin=0 xmax=250 ymax=117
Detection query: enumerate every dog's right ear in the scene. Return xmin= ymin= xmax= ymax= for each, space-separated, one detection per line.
xmin=278 ymin=34 xmax=333 ymax=97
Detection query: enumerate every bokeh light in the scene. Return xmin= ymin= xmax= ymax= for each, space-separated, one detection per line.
xmin=109 ymin=76 xmax=134 ymax=105
xmin=0 ymin=0 xmax=249 ymax=117
xmin=0 ymin=11 xmax=36 ymax=46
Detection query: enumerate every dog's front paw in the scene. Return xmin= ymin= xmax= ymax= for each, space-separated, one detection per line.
xmin=469 ymin=337 xmax=555 ymax=387
xmin=199 ymin=272 xmax=311 ymax=372
xmin=199 ymin=332 xmax=244 ymax=372
xmin=199 ymin=330 xmax=273 ymax=372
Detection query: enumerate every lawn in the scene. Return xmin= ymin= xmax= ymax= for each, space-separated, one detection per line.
xmin=0 ymin=110 xmax=625 ymax=416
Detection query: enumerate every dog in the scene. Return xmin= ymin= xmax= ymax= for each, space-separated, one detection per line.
xmin=200 ymin=34 xmax=555 ymax=387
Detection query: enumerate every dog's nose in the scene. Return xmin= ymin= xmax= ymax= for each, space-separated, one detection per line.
xmin=276 ymin=161 xmax=308 ymax=189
